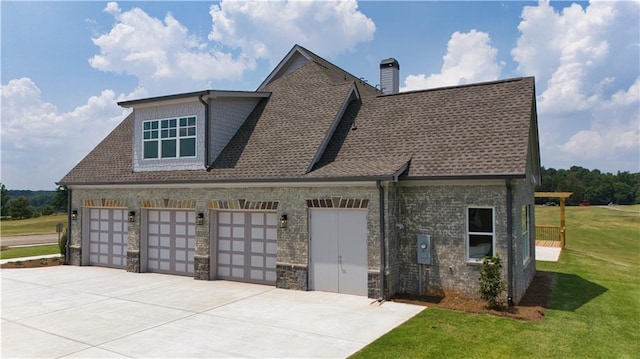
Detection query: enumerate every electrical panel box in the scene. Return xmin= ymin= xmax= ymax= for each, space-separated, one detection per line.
xmin=417 ymin=233 xmax=431 ymax=265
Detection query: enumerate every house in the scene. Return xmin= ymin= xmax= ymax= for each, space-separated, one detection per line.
xmin=58 ymin=44 xmax=540 ymax=303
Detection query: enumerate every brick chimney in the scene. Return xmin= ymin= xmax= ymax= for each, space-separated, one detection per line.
xmin=380 ymin=58 xmax=399 ymax=95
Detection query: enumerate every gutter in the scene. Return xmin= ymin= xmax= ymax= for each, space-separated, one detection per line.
xmin=198 ymin=95 xmax=210 ymax=168
xmin=57 ymin=174 xmax=400 ymax=188
xmin=505 ymin=179 xmax=514 ymax=306
xmin=376 ymin=180 xmax=386 ymax=301
xmin=65 ymin=186 xmax=72 ymax=265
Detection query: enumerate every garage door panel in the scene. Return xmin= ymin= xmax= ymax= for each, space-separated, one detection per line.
xmin=233 ymin=227 xmax=245 ymax=238
xmin=216 ymin=211 xmax=277 ymax=285
xmin=146 ymin=209 xmax=195 ymax=276
xmin=265 ymin=271 xmax=276 ymax=282
xmin=251 ymin=228 xmax=264 ymax=239
xmin=218 ymin=253 xmax=230 ymax=264
xmin=233 ymin=254 xmax=244 ymax=265
xmin=266 ymin=242 xmax=277 ymax=254
xmin=251 ymin=256 xmax=263 ymax=267
xmin=232 ymin=268 xmax=244 ymax=277
xmin=251 ymin=242 xmax=264 ymax=253
xmin=88 ymin=208 xmax=128 ymax=269
xmin=219 ymin=226 xmax=231 ymax=237
xmin=233 ymin=212 xmax=244 ymax=224
xmin=232 ymin=240 xmax=244 ymax=251
xmin=251 ymin=213 xmax=264 ymax=225
xmin=219 ymin=239 xmax=231 ymax=251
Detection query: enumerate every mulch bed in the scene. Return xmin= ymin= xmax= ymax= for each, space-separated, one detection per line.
xmin=0 ymin=256 xmax=65 ymax=269
xmin=393 ymin=271 xmax=555 ymax=322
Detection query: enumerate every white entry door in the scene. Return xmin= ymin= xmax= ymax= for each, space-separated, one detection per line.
xmin=310 ymin=209 xmax=367 ymax=296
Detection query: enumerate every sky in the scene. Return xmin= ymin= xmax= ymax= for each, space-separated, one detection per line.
xmin=1 ymin=0 xmax=639 ymax=190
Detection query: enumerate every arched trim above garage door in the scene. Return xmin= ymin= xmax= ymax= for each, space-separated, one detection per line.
xmin=306 ymin=197 xmax=369 ymax=209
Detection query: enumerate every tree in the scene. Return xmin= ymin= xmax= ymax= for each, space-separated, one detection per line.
xmin=7 ymin=197 xmax=33 ymax=219
xmin=52 ymin=186 xmax=68 ymax=212
xmin=42 ymin=205 xmax=55 ymax=216
xmin=0 ymin=183 xmax=9 ymax=216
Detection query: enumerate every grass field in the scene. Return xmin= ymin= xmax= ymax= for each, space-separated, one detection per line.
xmin=351 ymin=205 xmax=640 ymax=358
xmin=0 ymin=244 xmax=60 ymax=260
xmin=0 ymin=213 xmax=67 ymax=237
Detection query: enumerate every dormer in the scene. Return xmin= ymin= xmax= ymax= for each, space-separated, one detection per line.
xmin=118 ymin=90 xmax=270 ymax=173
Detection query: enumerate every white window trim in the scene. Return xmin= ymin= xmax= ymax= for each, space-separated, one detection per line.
xmin=142 ymin=115 xmax=197 ymax=160
xmin=465 ymin=206 xmax=495 ymax=263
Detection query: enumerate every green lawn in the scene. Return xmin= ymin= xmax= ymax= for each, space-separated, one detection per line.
xmin=0 ymin=213 xmax=67 ymax=237
xmin=0 ymin=244 xmax=60 ymax=259
xmin=351 ymin=205 xmax=640 ymax=358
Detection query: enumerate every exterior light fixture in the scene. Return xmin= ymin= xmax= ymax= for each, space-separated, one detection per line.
xmin=280 ymin=214 xmax=288 ymax=229
xmin=128 ymin=211 xmax=136 ymax=223
xmin=71 ymin=209 xmax=78 ymax=220
xmin=196 ymin=212 xmax=205 ymax=226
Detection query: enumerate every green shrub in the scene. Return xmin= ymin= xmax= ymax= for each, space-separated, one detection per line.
xmin=58 ymin=229 xmax=67 ymax=257
xmin=478 ymin=256 xmax=506 ymax=309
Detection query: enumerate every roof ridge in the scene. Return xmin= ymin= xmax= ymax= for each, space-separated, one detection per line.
xmin=292 ymin=44 xmax=379 ymax=92
xmin=379 ymin=76 xmax=534 ymax=97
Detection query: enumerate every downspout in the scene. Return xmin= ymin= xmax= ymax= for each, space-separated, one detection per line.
xmin=506 ymin=179 xmax=514 ymax=306
xmin=198 ymin=94 xmax=210 ymax=168
xmin=376 ymin=180 xmax=386 ymax=301
xmin=65 ymin=186 xmax=72 ymax=265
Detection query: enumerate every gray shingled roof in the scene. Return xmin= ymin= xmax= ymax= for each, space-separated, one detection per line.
xmin=315 ymin=77 xmax=536 ymax=178
xmin=59 ymin=47 xmax=537 ymax=186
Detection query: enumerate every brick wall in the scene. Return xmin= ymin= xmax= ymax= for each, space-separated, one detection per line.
xmin=392 ymin=180 xmax=509 ymax=299
xmin=67 ymin=178 xmax=535 ymax=301
xmin=68 ymin=184 xmax=383 ymax=297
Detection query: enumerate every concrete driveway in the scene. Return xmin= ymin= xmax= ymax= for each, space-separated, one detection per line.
xmin=1 ymin=266 xmax=423 ymax=358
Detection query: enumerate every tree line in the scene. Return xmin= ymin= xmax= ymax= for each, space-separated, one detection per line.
xmin=0 ymin=184 xmax=68 ymax=219
xmin=536 ymin=166 xmax=640 ymax=205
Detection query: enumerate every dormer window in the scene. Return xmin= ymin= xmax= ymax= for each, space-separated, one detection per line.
xmin=143 ymin=116 xmax=196 ymax=159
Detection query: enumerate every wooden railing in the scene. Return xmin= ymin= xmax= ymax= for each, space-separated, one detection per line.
xmin=535 ymin=225 xmax=565 ymax=248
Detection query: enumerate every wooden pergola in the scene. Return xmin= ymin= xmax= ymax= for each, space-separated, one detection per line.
xmin=534 ymin=192 xmax=572 ymax=248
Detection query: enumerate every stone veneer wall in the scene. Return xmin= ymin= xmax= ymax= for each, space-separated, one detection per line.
xmin=392 ymin=181 xmax=509 ymax=299
xmin=67 ymin=185 xmax=384 ymax=298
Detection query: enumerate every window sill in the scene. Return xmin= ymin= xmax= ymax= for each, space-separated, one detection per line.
xmin=465 ymin=259 xmax=483 ymax=266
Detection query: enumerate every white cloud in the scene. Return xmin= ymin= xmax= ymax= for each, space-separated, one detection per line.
xmin=89 ymin=2 xmax=256 ymax=96
xmin=513 ymin=0 xmax=638 ymax=114
xmin=513 ymin=1 xmax=640 ymax=172
xmin=401 ymin=30 xmax=503 ymax=91
xmin=208 ymin=0 xmax=376 ymax=62
xmin=0 ymin=78 xmax=130 ymax=189
xmin=89 ymin=1 xmax=375 ymax=96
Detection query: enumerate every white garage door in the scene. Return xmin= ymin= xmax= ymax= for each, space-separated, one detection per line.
xmin=88 ymin=208 xmax=128 ymax=269
xmin=310 ymin=209 xmax=368 ymax=296
xmin=217 ymin=211 xmax=277 ymax=285
xmin=147 ymin=210 xmax=195 ymax=276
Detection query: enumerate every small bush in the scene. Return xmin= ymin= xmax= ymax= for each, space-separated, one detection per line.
xmin=478 ymin=256 xmax=506 ymax=309
xmin=58 ymin=230 xmax=67 ymax=257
